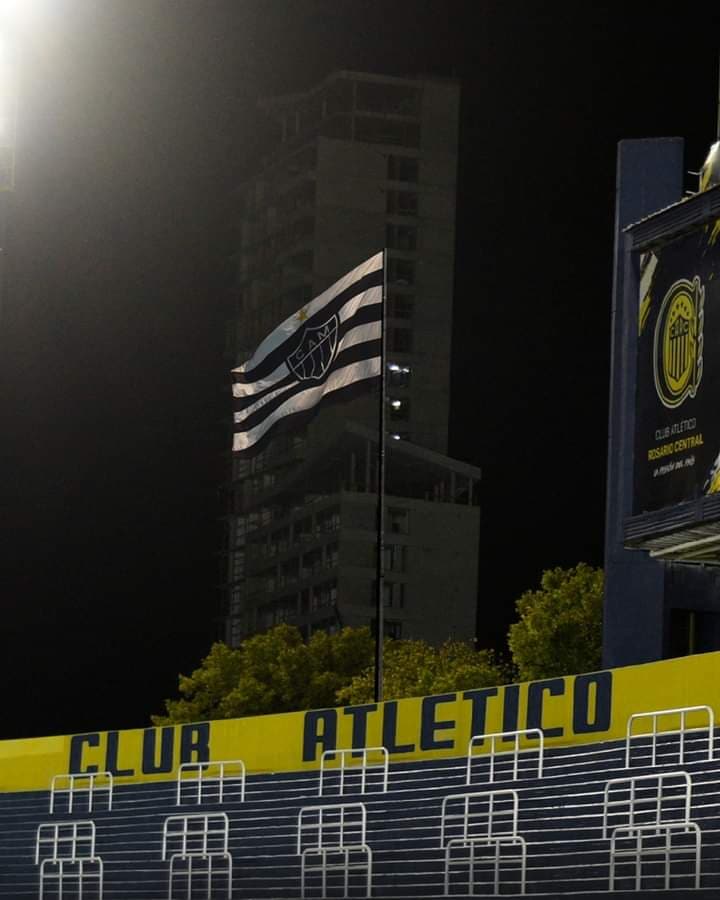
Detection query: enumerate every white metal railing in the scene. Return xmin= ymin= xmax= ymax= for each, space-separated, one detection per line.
xmin=297 ymin=803 xmax=371 ymax=899
xmin=35 ymin=821 xmax=97 ymax=864
xmin=440 ymin=790 xmax=526 ymax=895
xmin=625 ymin=705 xmax=714 ymax=768
xmin=167 ymin=852 xmax=233 ymax=900
xmin=319 ymin=746 xmax=389 ymax=796
xmin=176 ymin=760 xmax=246 ymax=806
xmin=298 ymin=803 xmax=367 ymax=853
xmin=603 ymin=771 xmax=692 ymax=839
xmin=162 ymin=812 xmax=230 ymax=859
xmin=162 ymin=814 xmax=232 ymax=900
xmin=36 ymin=821 xmax=103 ymax=900
xmin=603 ymin=770 xmax=702 ymax=890
xmin=39 ymin=857 xmax=104 ymax=900
xmin=466 ymin=729 xmax=544 ymax=784
xmin=609 ymin=821 xmax=701 ymax=891
xmin=441 ymin=790 xmax=519 ymax=847
xmin=50 ymin=772 xmax=113 ymax=814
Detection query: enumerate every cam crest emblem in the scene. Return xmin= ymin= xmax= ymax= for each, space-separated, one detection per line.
xmin=653 ymin=277 xmax=704 ymax=409
xmin=287 ymin=315 xmax=339 ymax=381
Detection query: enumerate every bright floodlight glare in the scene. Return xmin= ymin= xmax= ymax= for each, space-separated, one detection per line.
xmin=1 ymin=0 xmax=51 ymax=29
xmin=388 ymin=363 xmax=401 ymax=372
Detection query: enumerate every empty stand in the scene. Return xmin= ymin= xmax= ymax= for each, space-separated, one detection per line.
xmin=466 ymin=729 xmax=544 ymax=785
xmin=49 ymin=773 xmax=113 ymax=815
xmin=440 ymin=789 xmax=526 ymax=894
xmin=626 ymin=705 xmax=715 ymax=768
xmin=319 ymin=747 xmax=389 ymax=797
xmin=297 ymin=802 xmax=372 ymax=897
xmin=4 ymin=724 xmax=720 ymax=897
xmin=603 ymin=771 xmax=701 ymax=891
xmin=176 ymin=760 xmax=246 ymax=806
xmin=35 ymin=821 xmax=103 ymax=899
xmin=162 ymin=812 xmax=232 ymax=899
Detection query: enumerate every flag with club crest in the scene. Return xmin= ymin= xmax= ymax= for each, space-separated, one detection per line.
xmin=232 ymin=252 xmax=383 ymax=455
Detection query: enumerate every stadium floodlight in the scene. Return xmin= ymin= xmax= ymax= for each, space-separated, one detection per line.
xmin=0 ymin=33 xmax=17 ymax=191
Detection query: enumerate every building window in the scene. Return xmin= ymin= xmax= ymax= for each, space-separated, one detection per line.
xmin=387 ymin=259 xmax=415 ymax=290
xmin=312 ymin=579 xmax=338 ymax=610
xmin=319 ymin=114 xmax=353 ymax=140
xmin=388 ymin=507 xmax=409 ymax=534
xmin=355 ymin=81 xmax=421 ymax=116
xmin=668 ymin=608 xmax=720 ymax=656
xmin=370 ymin=581 xmax=405 ymax=608
xmin=294 ymin=517 xmax=313 ymax=543
xmin=355 ymin=116 xmax=420 ymax=147
xmin=389 ymin=398 xmax=410 ymax=421
xmin=387 ymin=155 xmax=419 ymax=183
xmin=669 ymin=609 xmax=696 ymax=657
xmin=317 ymin=508 xmax=341 ymax=533
xmin=387 ymin=190 xmax=418 ymax=216
xmin=388 ymin=363 xmax=411 ymax=387
xmin=231 ymin=551 xmax=245 ymax=581
xmin=386 ymin=223 xmax=417 ymax=252
xmin=303 ymin=548 xmax=323 ymax=578
xmin=326 ymin=543 xmax=339 ymax=569
xmin=384 ymin=544 xmax=407 ymax=573
xmin=371 ymin=615 xmax=404 ymax=638
xmin=388 ymin=292 xmax=414 ymax=320
xmin=389 ymin=326 xmax=413 ymax=353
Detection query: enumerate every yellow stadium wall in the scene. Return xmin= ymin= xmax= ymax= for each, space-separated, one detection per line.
xmin=2 ymin=651 xmax=719 ymax=793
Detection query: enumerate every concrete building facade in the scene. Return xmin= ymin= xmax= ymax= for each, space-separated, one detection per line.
xmin=225 ymin=70 xmax=479 ymax=646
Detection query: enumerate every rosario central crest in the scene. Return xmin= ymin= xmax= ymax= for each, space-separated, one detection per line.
xmin=653 ymin=277 xmax=704 ymax=409
xmin=286 ymin=312 xmax=339 ymax=381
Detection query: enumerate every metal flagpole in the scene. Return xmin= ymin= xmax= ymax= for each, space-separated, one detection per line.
xmin=374 ymin=248 xmax=388 ymax=703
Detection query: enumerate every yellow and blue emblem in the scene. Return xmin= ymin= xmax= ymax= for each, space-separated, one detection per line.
xmin=653 ymin=276 xmax=704 ymax=408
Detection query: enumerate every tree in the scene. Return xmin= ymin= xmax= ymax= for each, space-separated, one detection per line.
xmin=152 ymin=624 xmax=374 ymax=724
xmin=153 ymin=625 xmax=508 ymax=724
xmin=336 ymin=639 xmax=507 ymax=705
xmin=507 ymin=563 xmax=604 ymax=681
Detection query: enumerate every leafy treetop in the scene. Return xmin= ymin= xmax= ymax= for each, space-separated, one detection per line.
xmin=507 ymin=562 xmax=604 ymax=681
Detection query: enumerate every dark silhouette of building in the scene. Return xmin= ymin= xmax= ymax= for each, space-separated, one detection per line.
xmin=225 ymin=71 xmax=480 ymax=646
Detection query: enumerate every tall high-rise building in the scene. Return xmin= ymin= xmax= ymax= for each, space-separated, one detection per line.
xmin=225 ymin=70 xmax=480 ymax=646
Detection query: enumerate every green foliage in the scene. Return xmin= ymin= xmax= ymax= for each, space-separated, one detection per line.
xmin=153 ymin=625 xmax=508 ymax=724
xmin=507 ymin=563 xmax=604 ymax=681
xmin=152 ymin=624 xmax=374 ymax=724
xmin=336 ymin=638 xmax=507 ymax=705
xmin=154 ymin=565 xmax=604 ymax=726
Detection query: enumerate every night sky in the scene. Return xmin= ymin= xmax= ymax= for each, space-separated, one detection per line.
xmin=1 ymin=1 xmax=718 ymax=739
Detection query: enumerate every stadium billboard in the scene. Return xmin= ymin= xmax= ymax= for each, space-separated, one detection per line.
xmin=634 ymin=218 xmax=720 ymax=513
xmin=1 ymin=651 xmax=720 ymax=792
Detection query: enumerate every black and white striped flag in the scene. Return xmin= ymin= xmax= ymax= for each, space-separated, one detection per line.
xmin=232 ymin=252 xmax=383 ymax=455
